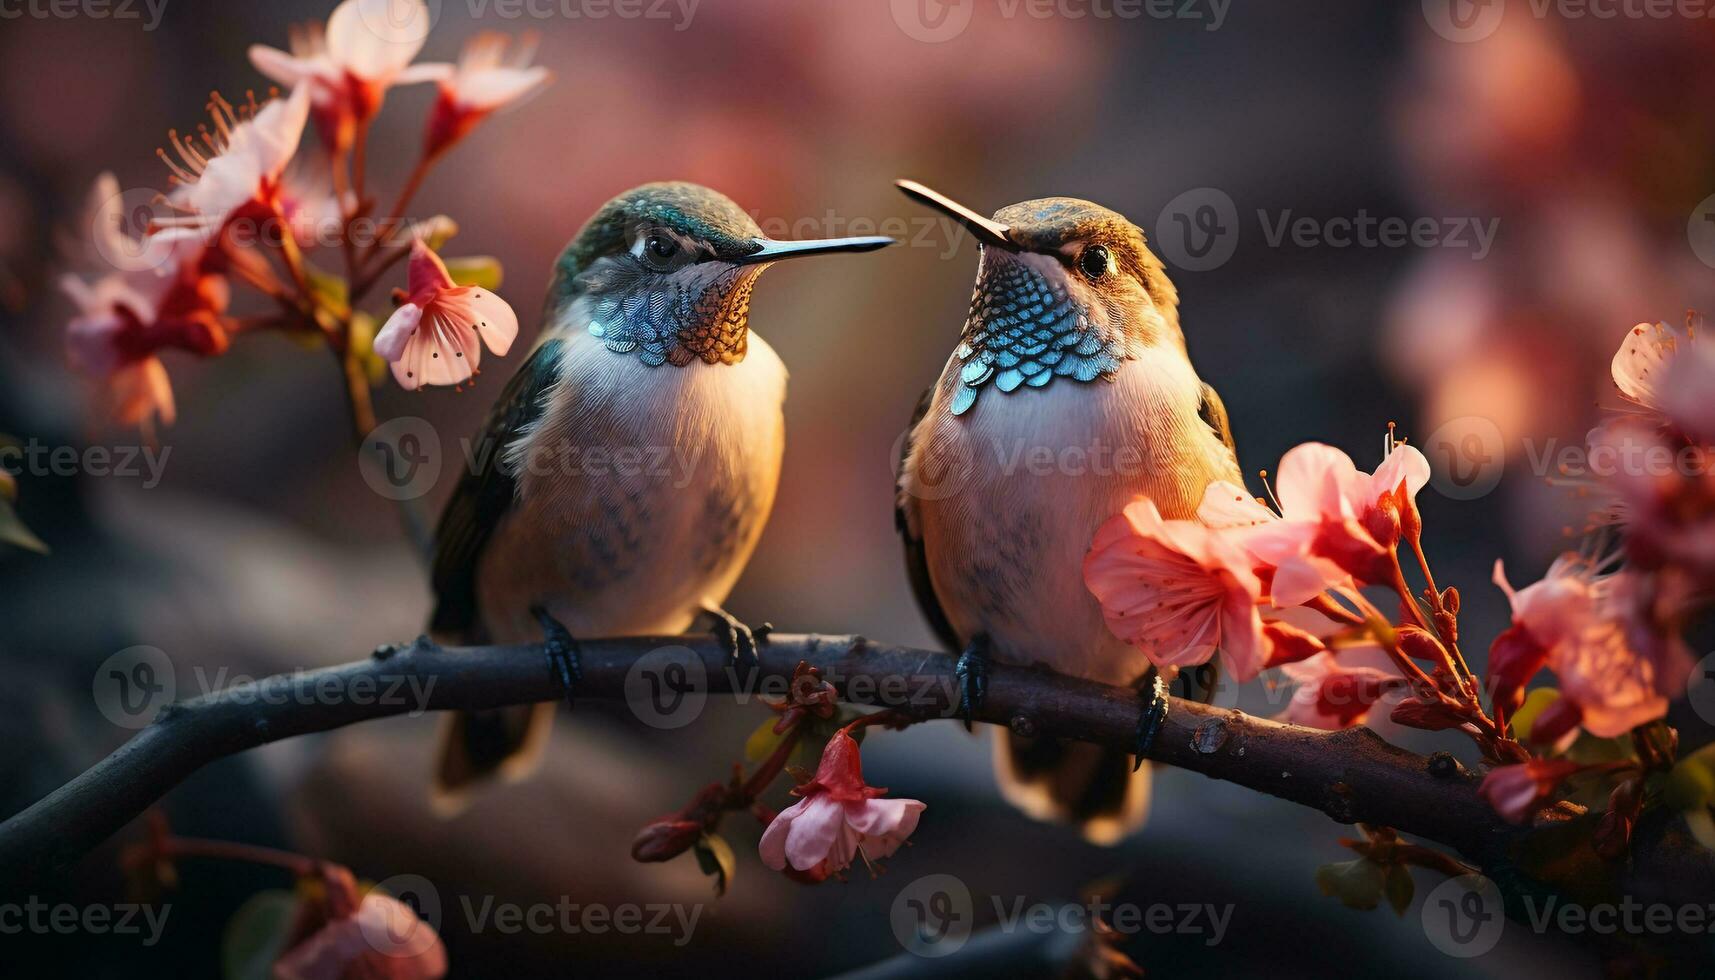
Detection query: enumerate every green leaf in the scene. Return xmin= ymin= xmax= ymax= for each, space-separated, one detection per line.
xmin=694 ymin=833 xmax=736 ymax=897
xmin=1686 ymin=809 xmax=1715 ymax=852
xmin=1511 ymin=688 xmax=1560 ymax=743
xmin=1315 ymin=858 xmax=1386 ymax=911
xmin=221 ymin=889 xmax=299 ymax=980
xmin=348 ymin=311 xmax=388 ymax=385
xmin=305 ymin=265 xmax=350 ymax=318
xmin=444 ymin=256 xmax=503 ymax=292
xmin=0 ymin=497 xmax=46 ymax=554
xmin=745 ymin=717 xmax=786 ymax=762
xmin=1383 ymin=863 xmax=1415 ymax=916
xmin=1665 ymin=747 xmax=1715 ymax=813
xmin=418 ymin=216 xmax=459 ymax=251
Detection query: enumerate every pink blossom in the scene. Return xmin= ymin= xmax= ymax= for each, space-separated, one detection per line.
xmin=61 ymin=177 xmax=232 ymax=431
xmin=412 ymin=32 xmax=552 ymax=158
xmin=1478 ymin=759 xmax=1582 ymax=824
xmin=1610 ymin=315 xmax=1707 ymax=426
xmin=272 ymin=867 xmax=446 ymax=980
xmin=249 ymin=0 xmax=442 ymax=149
xmin=1587 ymin=417 xmax=1715 ymax=589
xmin=1493 ymin=559 xmax=1672 ymax=737
xmin=759 ymin=729 xmax=924 ymax=878
xmin=373 ymin=240 xmax=518 ymax=390
xmin=152 ymin=85 xmax=313 ymax=248
xmin=1196 ymin=441 xmax=1429 ymax=606
xmin=1276 ymin=648 xmax=1403 ymax=730
xmin=1084 ymin=497 xmax=1272 ymax=681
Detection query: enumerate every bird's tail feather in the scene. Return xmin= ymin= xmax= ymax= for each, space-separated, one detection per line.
xmin=992 ymin=729 xmax=1151 ymax=846
xmin=431 ymin=703 xmax=555 ymax=817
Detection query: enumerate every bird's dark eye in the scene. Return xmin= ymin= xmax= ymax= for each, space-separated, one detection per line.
xmin=1078 ymin=245 xmax=1111 ymax=280
xmin=645 ymin=234 xmax=679 ymax=261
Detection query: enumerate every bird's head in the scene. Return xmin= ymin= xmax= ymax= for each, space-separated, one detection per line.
xmin=548 ymin=182 xmax=891 ymax=367
xmin=898 ymin=180 xmax=1182 ymax=354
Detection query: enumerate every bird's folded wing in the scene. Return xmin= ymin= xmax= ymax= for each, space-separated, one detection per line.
xmin=430 ymin=338 xmax=567 ymax=638
xmin=894 ymin=386 xmax=963 ymax=654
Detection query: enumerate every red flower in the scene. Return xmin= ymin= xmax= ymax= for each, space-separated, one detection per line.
xmin=758 ymin=730 xmax=924 ymax=879
xmin=1479 ymin=759 xmax=1582 ymax=824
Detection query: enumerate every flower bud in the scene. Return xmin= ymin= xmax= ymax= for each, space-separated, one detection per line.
xmin=1486 ymin=625 xmax=1546 ymax=718
xmin=630 ymin=819 xmax=703 ymax=863
xmin=1527 ymin=697 xmax=1583 ymax=749
xmin=1394 ymin=625 xmax=1445 ymax=663
xmin=1390 ymin=696 xmax=1467 ymax=731
xmin=1261 ymin=620 xmax=1325 ymax=670
xmin=1364 ymin=495 xmax=1402 ymax=550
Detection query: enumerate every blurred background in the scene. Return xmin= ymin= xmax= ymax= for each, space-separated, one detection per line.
xmin=2 ymin=0 xmax=1713 ymax=975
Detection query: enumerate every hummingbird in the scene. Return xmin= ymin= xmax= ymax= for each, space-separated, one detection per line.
xmin=428 ymin=181 xmax=891 ymax=808
xmin=894 ymin=180 xmax=1240 ymax=843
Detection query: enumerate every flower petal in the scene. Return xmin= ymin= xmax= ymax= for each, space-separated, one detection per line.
xmin=405 ymin=240 xmax=457 ymax=301
xmin=1276 ymin=442 xmax=1359 ymax=522
xmin=373 ymin=303 xmax=423 ymax=362
xmin=248 ymin=45 xmax=317 ymax=87
xmin=465 ymin=287 xmax=518 ymax=356
xmin=758 ymin=797 xmax=809 ymax=871
xmin=1370 ymin=444 xmax=1430 ymax=501
xmin=782 ymin=795 xmax=847 ymax=872
xmin=1197 ymin=480 xmax=1275 ymax=528
xmin=327 ymin=0 xmax=430 ymax=81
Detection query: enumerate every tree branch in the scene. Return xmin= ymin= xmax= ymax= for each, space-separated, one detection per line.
xmin=2 ymin=633 xmax=1710 ymax=907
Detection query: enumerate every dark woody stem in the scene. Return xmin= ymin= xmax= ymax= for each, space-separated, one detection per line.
xmin=3 ymin=633 xmax=1709 ymax=911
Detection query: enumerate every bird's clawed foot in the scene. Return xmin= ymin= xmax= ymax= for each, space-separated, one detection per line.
xmin=699 ymin=603 xmax=765 ymax=688
xmin=1132 ymin=672 xmax=1170 ymax=771
xmin=954 ymin=635 xmax=991 ymax=732
xmin=533 ymin=605 xmax=582 ymax=712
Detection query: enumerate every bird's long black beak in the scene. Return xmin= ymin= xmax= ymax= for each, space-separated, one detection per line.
xmin=734 ymin=235 xmax=894 ymax=265
xmin=895 ymin=179 xmax=1016 ymax=250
